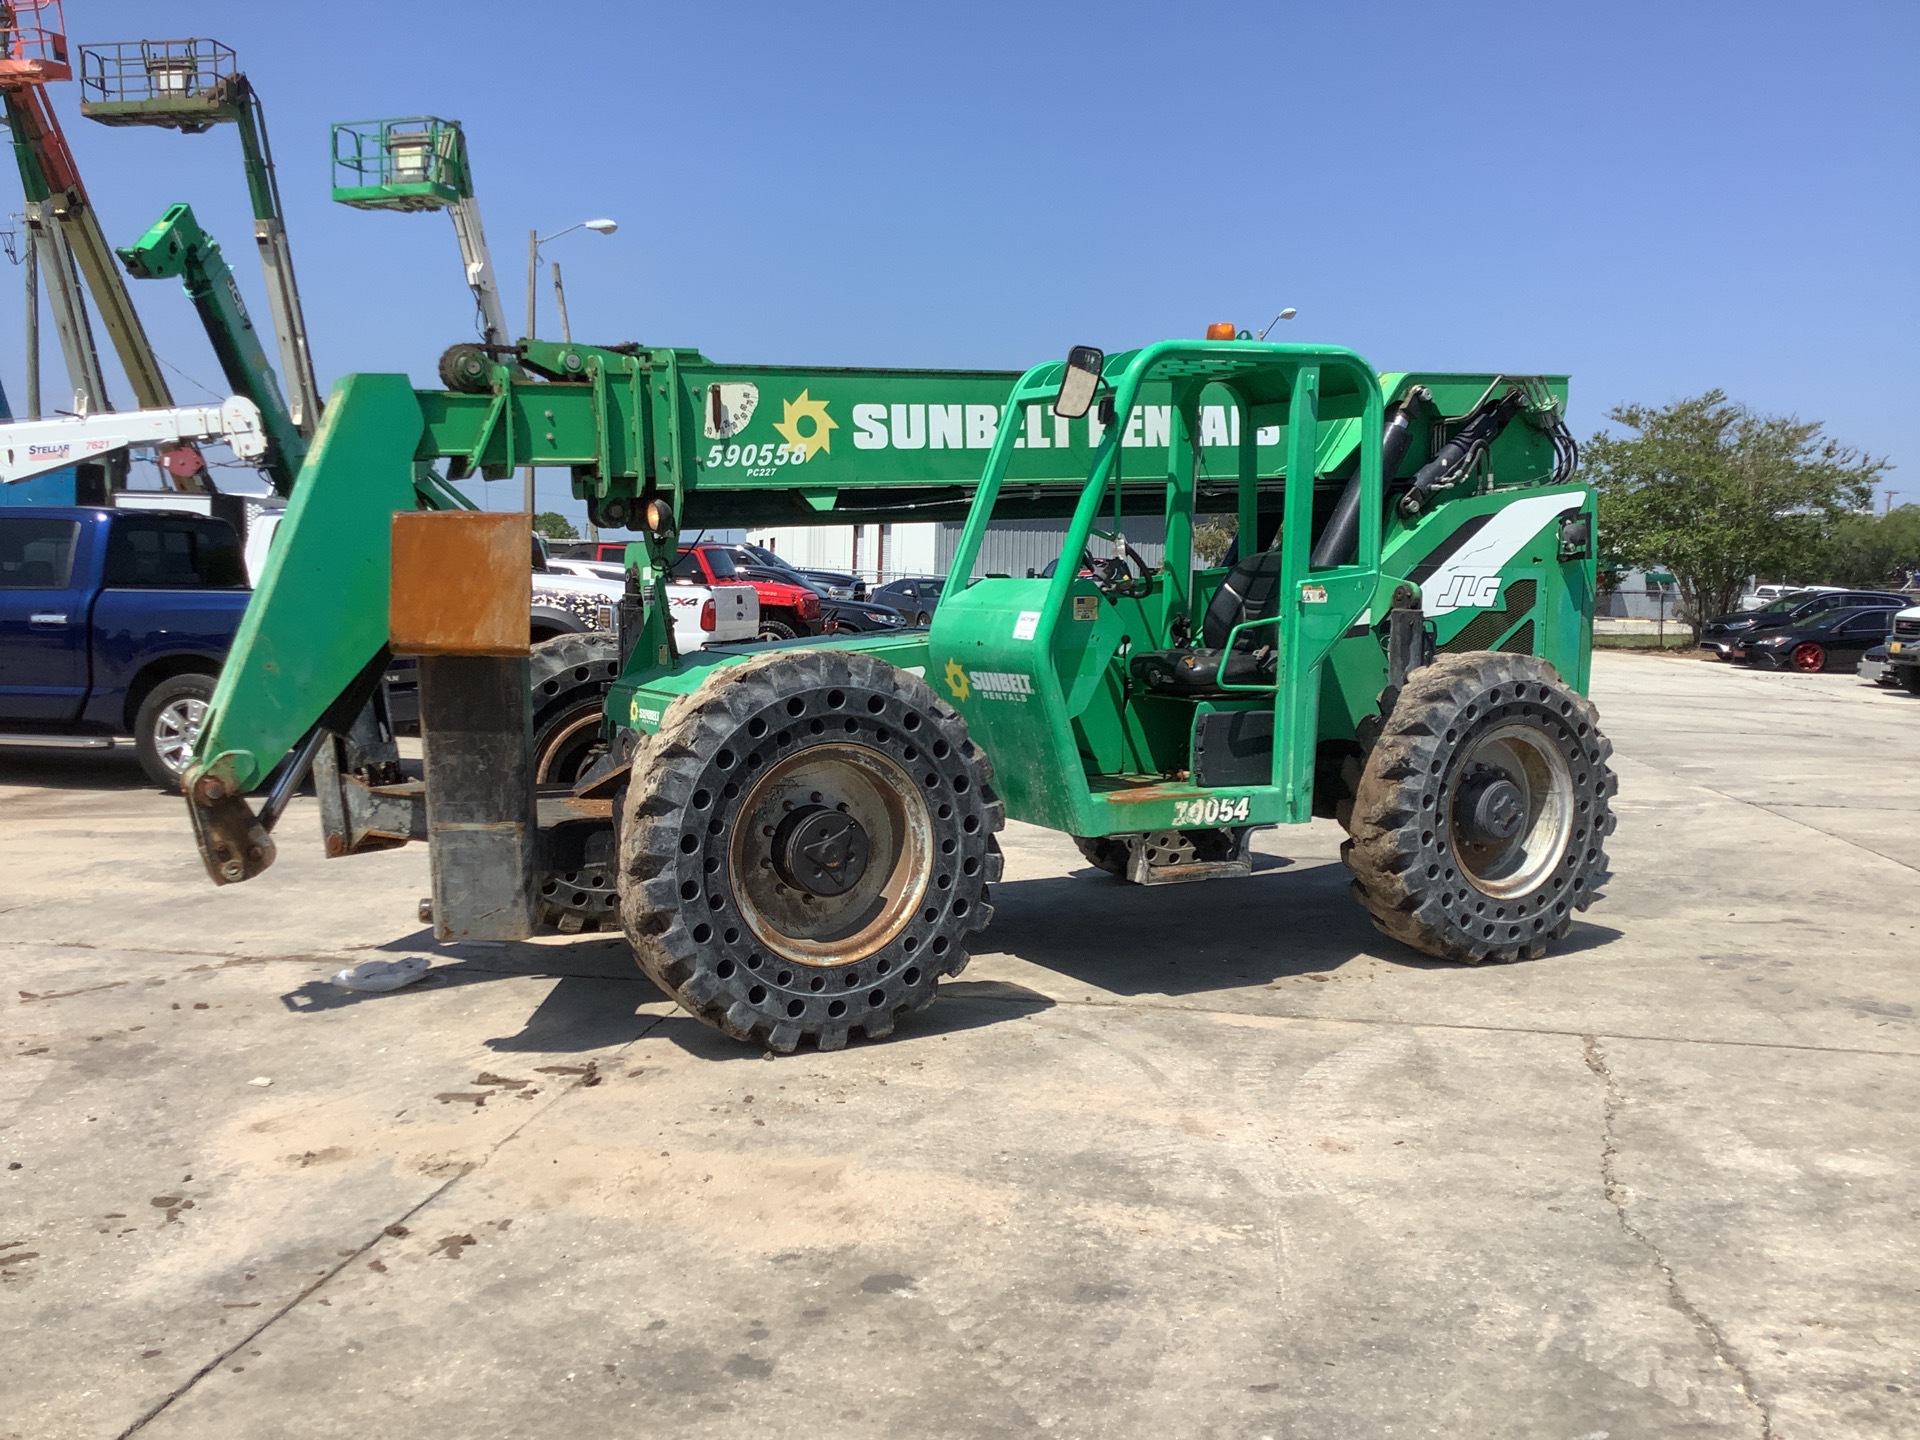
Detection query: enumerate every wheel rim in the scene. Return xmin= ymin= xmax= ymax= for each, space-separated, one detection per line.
xmin=1791 ymin=643 xmax=1824 ymax=672
xmin=534 ymin=708 xmax=606 ymax=785
xmin=1447 ymin=721 xmax=1574 ymax=900
xmin=153 ymin=696 xmax=208 ymax=776
xmin=726 ymin=742 xmax=934 ymax=965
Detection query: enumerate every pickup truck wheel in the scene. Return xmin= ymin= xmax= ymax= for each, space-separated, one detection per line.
xmin=617 ymin=649 xmax=1003 ymax=1053
xmin=1343 ymin=653 xmax=1615 ymax=965
xmin=757 ymin=617 xmax=798 ymax=642
xmin=1903 ymin=667 xmax=1920 ymax=697
xmin=135 ymin=673 xmax=215 ymax=791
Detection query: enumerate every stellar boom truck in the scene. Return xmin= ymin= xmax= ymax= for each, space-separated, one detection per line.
xmin=183 ymin=335 xmax=1614 ymax=1052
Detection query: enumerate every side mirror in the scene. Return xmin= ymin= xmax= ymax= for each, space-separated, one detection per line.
xmin=1053 ymin=344 xmax=1104 ymax=420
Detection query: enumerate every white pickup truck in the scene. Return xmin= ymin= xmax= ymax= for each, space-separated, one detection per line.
xmin=543 ymin=554 xmax=758 ymax=651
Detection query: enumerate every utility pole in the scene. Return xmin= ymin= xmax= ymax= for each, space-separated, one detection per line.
xmin=523 ymin=227 xmax=538 ymax=514
xmin=552 ymin=260 xmax=570 ymax=342
xmin=1885 ymin=489 xmax=1897 ymax=517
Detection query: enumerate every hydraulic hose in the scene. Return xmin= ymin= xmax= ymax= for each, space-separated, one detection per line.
xmin=1397 ymin=388 xmax=1528 ymax=519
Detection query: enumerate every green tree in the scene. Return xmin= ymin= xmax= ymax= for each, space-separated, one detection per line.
xmin=1817 ymin=505 xmax=1920 ymax=589
xmin=533 ymin=511 xmax=579 ymax=541
xmin=1192 ymin=514 xmax=1238 ymax=567
xmin=1581 ymin=391 xmax=1887 ymax=635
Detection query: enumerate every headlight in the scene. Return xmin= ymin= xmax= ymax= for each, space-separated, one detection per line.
xmin=866 ymin=611 xmax=902 ymax=625
xmin=1725 ymin=618 xmax=1757 ymax=630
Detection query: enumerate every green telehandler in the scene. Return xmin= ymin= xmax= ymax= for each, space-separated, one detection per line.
xmin=182 ymin=333 xmax=1615 ymax=1053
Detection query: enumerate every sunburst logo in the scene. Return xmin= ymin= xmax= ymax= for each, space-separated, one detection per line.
xmin=943 ymin=658 xmax=970 ymax=701
xmin=772 ymin=390 xmax=837 ymax=462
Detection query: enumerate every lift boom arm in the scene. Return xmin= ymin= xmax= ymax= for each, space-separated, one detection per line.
xmin=118 ymin=203 xmax=306 ymax=494
xmin=2 ymin=87 xmax=173 ymax=410
xmin=0 ymin=394 xmax=266 ymax=483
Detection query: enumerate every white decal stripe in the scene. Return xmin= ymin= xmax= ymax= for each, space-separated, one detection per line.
xmin=1422 ymin=492 xmax=1584 ymax=616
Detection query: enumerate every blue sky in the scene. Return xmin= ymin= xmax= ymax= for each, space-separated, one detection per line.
xmin=2 ymin=0 xmax=1913 ymax=521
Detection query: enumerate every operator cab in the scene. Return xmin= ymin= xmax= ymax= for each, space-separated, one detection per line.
xmin=929 ymin=337 xmax=1386 ymax=840
xmin=1128 ymin=543 xmax=1285 ymax=695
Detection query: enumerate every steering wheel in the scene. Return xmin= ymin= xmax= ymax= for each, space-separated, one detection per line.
xmin=1089 ymin=544 xmax=1153 ymax=599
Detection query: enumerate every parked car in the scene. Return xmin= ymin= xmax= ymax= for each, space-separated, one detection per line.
xmin=730 ymin=542 xmax=864 ymax=600
xmin=1857 ymin=642 xmax=1895 ymax=686
xmin=820 ymin=596 xmax=907 ymax=634
xmin=1885 ymin=605 xmax=1920 ymax=695
xmin=1731 ymin=606 xmax=1895 ymax=672
xmin=547 ymin=553 xmax=758 ymax=650
xmin=676 ymin=542 xmax=821 ymax=640
xmin=871 ymin=576 xmax=945 ymax=626
xmin=0 ymin=507 xmax=250 ymax=788
xmin=1698 ymin=589 xmax=1908 ymax=659
xmin=1740 ymin=583 xmax=1840 ymax=611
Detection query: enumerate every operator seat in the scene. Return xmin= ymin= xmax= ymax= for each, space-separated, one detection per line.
xmin=1129 ymin=546 xmax=1285 ymax=696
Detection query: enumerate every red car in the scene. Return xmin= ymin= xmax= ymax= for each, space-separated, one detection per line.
xmin=675 ymin=544 xmax=821 ymax=640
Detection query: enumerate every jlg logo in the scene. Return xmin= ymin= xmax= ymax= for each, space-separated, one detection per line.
xmin=1434 ymin=573 xmax=1502 ymax=609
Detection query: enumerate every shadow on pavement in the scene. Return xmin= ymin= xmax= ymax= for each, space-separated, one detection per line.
xmin=0 ymin=747 xmax=151 ymax=791
xmin=990 ymin=859 xmax=1622 ymax=996
xmin=274 ymin=862 xmax=1620 ymax=1054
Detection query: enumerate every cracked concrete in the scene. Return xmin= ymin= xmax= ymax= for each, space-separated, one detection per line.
xmin=1584 ymin=1035 xmax=1774 ymax=1438
xmin=3 ymin=652 xmax=1918 ymax=1438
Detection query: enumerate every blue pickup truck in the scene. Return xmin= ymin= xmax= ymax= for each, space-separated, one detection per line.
xmin=0 ymin=507 xmax=251 ymax=788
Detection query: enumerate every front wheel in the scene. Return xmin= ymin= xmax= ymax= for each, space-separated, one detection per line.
xmin=757 ymin=617 xmax=799 ymax=642
xmin=1902 ymin=667 xmax=1920 ymax=697
xmin=1790 ymin=642 xmax=1826 ymax=673
xmin=135 ymin=673 xmax=215 ymax=791
xmin=1343 ymin=653 xmax=1615 ymax=965
xmin=618 ymin=649 xmax=1004 ymax=1052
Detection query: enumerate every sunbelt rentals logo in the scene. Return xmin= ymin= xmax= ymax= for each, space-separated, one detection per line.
xmin=944 ymin=659 xmax=1031 ymax=704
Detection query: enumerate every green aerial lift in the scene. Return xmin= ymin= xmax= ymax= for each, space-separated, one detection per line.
xmin=116 ymin=202 xmax=306 ymax=494
xmin=180 ymin=323 xmax=1615 ymax=1054
xmin=77 ymin=37 xmax=322 ymax=435
xmin=330 ymin=116 xmax=513 ymax=361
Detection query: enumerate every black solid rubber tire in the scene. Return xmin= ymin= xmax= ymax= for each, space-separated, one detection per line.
xmin=617 ymin=648 xmax=1004 ymax=1052
xmin=757 ymin=617 xmax=799 ymax=641
xmin=1903 ymin=667 xmax=1920 ymax=696
xmin=1343 ymin=653 xmax=1616 ymax=964
xmin=528 ymin=632 xmax=622 ymax=932
xmin=1073 ymin=835 xmax=1130 ymax=876
xmin=134 ymin=672 xmax=216 ymax=792
xmin=530 ymin=631 xmax=621 ymax=786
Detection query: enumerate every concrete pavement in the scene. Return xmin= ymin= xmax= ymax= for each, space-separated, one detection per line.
xmin=3 ymin=652 xmax=1916 ymax=1438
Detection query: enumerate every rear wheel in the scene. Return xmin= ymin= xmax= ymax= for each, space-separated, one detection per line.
xmin=618 ymin=649 xmax=1003 ymax=1052
xmin=530 ymin=632 xmax=620 ymax=786
xmin=135 ymin=673 xmax=215 ymax=791
xmin=1343 ymin=653 xmax=1615 ymax=965
xmin=1790 ymin=642 xmax=1826 ymax=673
xmin=528 ymin=633 xmax=622 ymax=932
